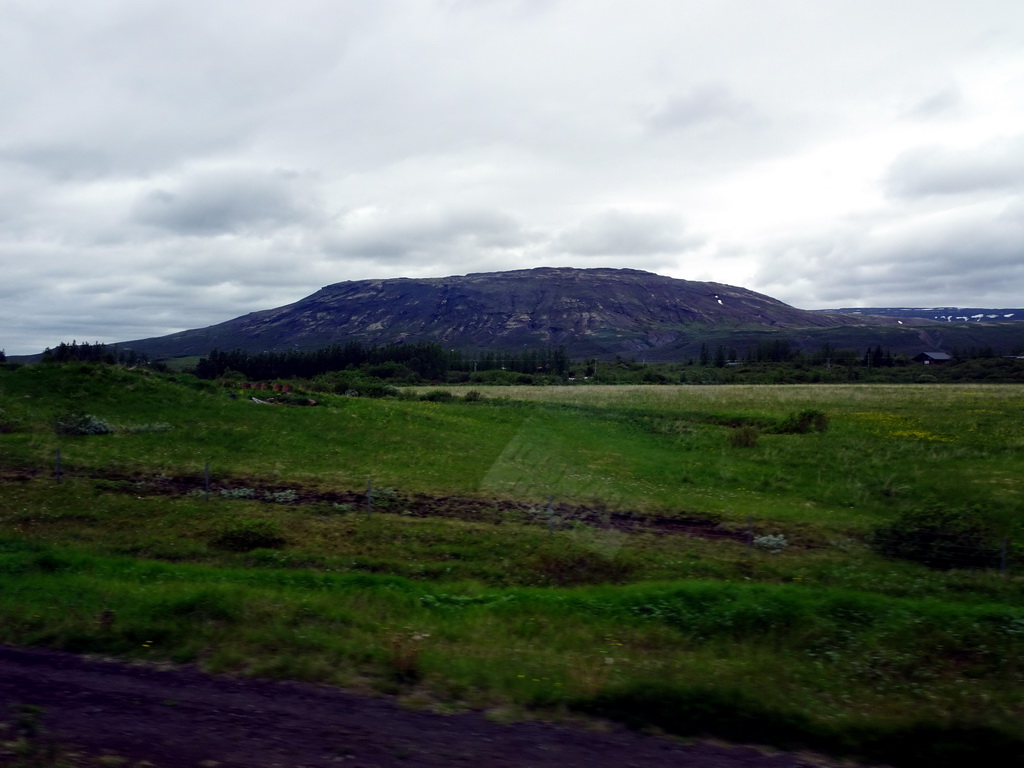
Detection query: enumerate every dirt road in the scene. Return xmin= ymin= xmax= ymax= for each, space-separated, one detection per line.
xmin=0 ymin=645 xmax=861 ymax=768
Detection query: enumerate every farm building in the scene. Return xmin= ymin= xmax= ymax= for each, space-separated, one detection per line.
xmin=912 ymin=352 xmax=952 ymax=365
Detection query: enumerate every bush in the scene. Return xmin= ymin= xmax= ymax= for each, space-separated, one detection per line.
xmin=54 ymin=412 xmax=115 ymax=436
xmin=776 ymin=409 xmax=829 ymax=434
xmin=210 ymin=519 xmax=287 ymax=552
xmin=327 ymin=374 xmax=400 ymax=398
xmin=354 ymin=380 xmax=401 ymax=398
xmin=419 ymin=389 xmax=454 ymax=402
xmin=871 ymin=506 xmax=1004 ymax=570
xmin=729 ymin=425 xmax=760 ymax=448
xmin=369 ymin=487 xmax=402 ymax=511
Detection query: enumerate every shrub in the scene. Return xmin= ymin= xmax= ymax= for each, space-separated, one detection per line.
xmin=354 ymin=380 xmax=401 ymax=398
xmin=336 ymin=377 xmax=400 ymax=398
xmin=776 ymin=409 xmax=829 ymax=434
xmin=419 ymin=389 xmax=454 ymax=402
xmin=210 ymin=519 xmax=287 ymax=552
xmin=463 ymin=389 xmax=484 ymax=402
xmin=369 ymin=487 xmax=402 ymax=511
xmin=383 ymin=629 xmax=429 ymax=684
xmin=54 ymin=412 xmax=115 ymax=436
xmin=729 ymin=425 xmax=760 ymax=448
xmin=871 ymin=505 xmax=1004 ymax=570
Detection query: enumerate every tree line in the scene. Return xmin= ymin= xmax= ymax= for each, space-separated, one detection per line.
xmin=194 ymin=342 xmax=570 ymax=381
xmin=40 ymin=341 xmax=153 ymax=367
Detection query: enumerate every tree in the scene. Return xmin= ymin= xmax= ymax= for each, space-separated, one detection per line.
xmin=699 ymin=343 xmax=710 ymax=366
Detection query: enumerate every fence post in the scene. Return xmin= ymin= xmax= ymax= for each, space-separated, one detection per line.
xmin=1001 ymin=538 xmax=1009 ymax=575
xmin=204 ymin=461 xmax=210 ymax=502
xmin=747 ymin=515 xmax=753 ymax=554
xmin=55 ymin=449 xmax=62 ymax=484
xmin=547 ymin=496 xmax=554 ymax=537
xmin=367 ymin=478 xmax=373 ymax=515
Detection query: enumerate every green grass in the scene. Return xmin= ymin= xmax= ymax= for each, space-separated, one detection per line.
xmin=2 ymin=365 xmax=1024 ymax=766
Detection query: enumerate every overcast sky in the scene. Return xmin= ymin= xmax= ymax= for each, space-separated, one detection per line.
xmin=3 ymin=0 xmax=1024 ymax=354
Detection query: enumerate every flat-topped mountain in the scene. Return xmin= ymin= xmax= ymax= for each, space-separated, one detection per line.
xmin=120 ymin=267 xmax=881 ymax=360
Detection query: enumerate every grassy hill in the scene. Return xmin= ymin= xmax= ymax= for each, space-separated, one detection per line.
xmin=1 ymin=363 xmax=1023 ymax=766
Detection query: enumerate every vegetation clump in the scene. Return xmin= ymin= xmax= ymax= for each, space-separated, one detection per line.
xmin=419 ymin=389 xmax=455 ymax=402
xmin=729 ymin=425 xmax=760 ymax=448
xmin=871 ymin=505 xmax=1005 ymax=570
xmin=209 ymin=519 xmax=287 ymax=552
xmin=0 ymin=407 xmax=21 ymax=434
xmin=53 ymin=412 xmax=115 ymax=436
xmin=264 ymin=489 xmax=298 ymax=504
xmin=752 ymin=534 xmax=789 ymax=553
xmin=219 ymin=488 xmax=256 ymax=500
xmin=529 ymin=544 xmax=636 ymax=586
xmin=775 ymin=409 xmax=829 ymax=434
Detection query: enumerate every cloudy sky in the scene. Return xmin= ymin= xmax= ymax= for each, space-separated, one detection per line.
xmin=3 ymin=0 xmax=1024 ymax=354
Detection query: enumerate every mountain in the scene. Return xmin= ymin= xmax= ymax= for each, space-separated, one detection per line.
xmin=117 ymin=267 xmax=896 ymax=361
xmin=819 ymin=307 xmax=1024 ymax=323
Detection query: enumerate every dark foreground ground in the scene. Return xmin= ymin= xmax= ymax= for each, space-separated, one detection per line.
xmin=0 ymin=645 xmax=868 ymax=768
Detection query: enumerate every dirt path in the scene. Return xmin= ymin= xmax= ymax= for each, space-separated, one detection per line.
xmin=2 ymin=466 xmax=760 ymax=545
xmin=0 ymin=645 xmax=863 ymax=768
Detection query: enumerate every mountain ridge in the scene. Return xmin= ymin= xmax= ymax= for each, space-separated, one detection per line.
xmin=17 ymin=267 xmax=1017 ymax=363
xmin=818 ymin=307 xmax=1024 ymax=323
xmin=118 ymin=267 xmax=886 ymax=360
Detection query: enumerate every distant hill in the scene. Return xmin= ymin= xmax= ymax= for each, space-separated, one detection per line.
xmin=116 ymin=267 xmax=887 ymax=361
xmin=33 ymin=268 xmax=1022 ymax=362
xmin=819 ymin=307 xmax=1024 ymax=323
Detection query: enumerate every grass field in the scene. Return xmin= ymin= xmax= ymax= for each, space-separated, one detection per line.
xmin=2 ymin=364 xmax=1023 ymax=766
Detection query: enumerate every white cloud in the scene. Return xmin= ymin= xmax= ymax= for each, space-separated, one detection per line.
xmin=131 ymin=167 xmax=321 ymax=235
xmin=905 ymin=85 xmax=965 ymax=120
xmin=754 ymin=196 xmax=1024 ymax=307
xmin=3 ymin=0 xmax=1024 ymax=353
xmin=323 ymin=206 xmax=535 ymax=262
xmin=645 ymin=85 xmax=758 ymax=134
xmin=555 ymin=209 xmax=703 ymax=257
xmin=885 ymin=135 xmax=1024 ymax=198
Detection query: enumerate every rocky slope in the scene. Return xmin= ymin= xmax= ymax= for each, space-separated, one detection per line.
xmin=121 ymin=267 xmax=880 ymax=359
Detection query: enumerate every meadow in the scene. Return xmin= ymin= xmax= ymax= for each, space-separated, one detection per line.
xmin=1 ymin=363 xmax=1023 ymax=766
